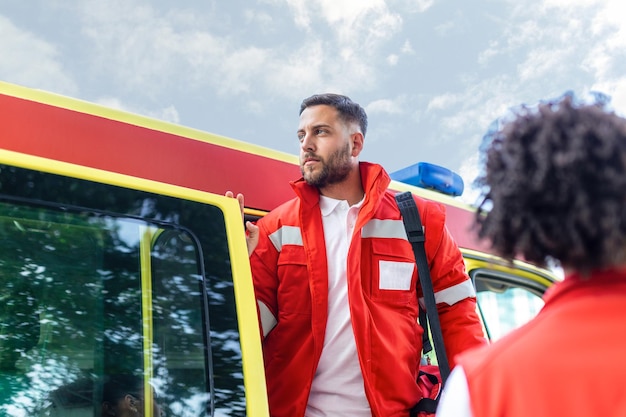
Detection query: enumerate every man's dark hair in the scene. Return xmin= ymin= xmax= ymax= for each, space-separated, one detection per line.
xmin=475 ymin=95 xmax=626 ymax=271
xmin=300 ymin=93 xmax=368 ymax=137
xmin=102 ymin=374 xmax=144 ymax=403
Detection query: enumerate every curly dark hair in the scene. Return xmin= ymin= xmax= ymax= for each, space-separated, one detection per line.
xmin=300 ymin=93 xmax=368 ymax=137
xmin=475 ymin=95 xmax=626 ymax=271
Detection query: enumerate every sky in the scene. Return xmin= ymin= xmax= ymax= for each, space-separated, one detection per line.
xmin=2 ymin=0 xmax=626 ymax=204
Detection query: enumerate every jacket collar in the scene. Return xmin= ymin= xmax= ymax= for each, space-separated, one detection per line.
xmin=290 ymin=162 xmax=391 ymax=210
xmin=544 ymin=267 xmax=626 ymax=305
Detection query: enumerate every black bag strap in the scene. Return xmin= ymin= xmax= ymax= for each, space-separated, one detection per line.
xmin=419 ymin=308 xmax=432 ymax=355
xmin=395 ymin=191 xmax=451 ymax=386
xmin=412 ymin=397 xmax=438 ymax=415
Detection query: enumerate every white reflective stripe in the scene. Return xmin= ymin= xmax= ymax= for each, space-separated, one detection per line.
xmin=362 ymin=219 xmax=408 ymax=239
xmin=268 ymin=225 xmax=303 ymax=252
xmin=419 ymin=279 xmax=476 ymax=307
xmin=258 ymin=300 xmax=277 ymax=337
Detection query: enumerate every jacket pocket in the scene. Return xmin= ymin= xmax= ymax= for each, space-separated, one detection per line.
xmin=369 ymin=239 xmax=416 ymax=304
xmin=276 ymin=245 xmax=312 ymax=315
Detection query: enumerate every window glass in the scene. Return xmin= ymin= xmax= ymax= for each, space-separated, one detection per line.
xmin=474 ymin=273 xmax=545 ymax=341
xmin=151 ymin=228 xmax=211 ymax=416
xmin=0 ymin=165 xmax=247 ymax=416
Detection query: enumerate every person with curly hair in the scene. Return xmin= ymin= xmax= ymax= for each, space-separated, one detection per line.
xmin=437 ymin=94 xmax=626 ymax=417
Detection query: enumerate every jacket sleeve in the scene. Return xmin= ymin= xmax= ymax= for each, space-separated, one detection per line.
xmin=420 ymin=200 xmax=488 ymax=367
xmin=249 ymin=217 xmax=280 ymax=341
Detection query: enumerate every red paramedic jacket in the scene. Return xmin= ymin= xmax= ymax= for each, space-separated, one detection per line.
xmin=456 ymin=269 xmax=626 ymax=417
xmin=250 ymin=162 xmax=486 ymax=417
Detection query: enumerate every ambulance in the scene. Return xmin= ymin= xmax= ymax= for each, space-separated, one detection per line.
xmin=0 ymin=81 xmax=558 ymax=416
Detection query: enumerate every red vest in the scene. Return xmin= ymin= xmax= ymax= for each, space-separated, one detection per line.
xmin=458 ymin=269 xmax=626 ymax=417
xmin=250 ymin=162 xmax=485 ymax=417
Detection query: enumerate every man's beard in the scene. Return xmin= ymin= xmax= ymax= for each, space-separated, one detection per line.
xmin=301 ymin=142 xmax=352 ymax=188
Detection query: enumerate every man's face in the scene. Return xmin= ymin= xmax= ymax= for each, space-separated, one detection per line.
xmin=297 ymin=105 xmax=357 ymax=188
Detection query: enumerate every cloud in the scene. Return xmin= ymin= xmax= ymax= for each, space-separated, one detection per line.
xmin=73 ymin=0 xmax=393 ymax=103
xmin=497 ymin=1 xmax=626 ymax=83
xmin=283 ymin=0 xmax=404 ymax=54
xmin=517 ymin=46 xmax=574 ymax=82
xmin=283 ymin=0 xmax=313 ymax=29
xmin=401 ymin=40 xmax=414 ymax=54
xmin=263 ymin=40 xmax=325 ymax=98
xmin=0 ymin=14 xmax=77 ymax=95
xmin=423 ymin=75 xmax=523 ymax=160
xmin=409 ymin=0 xmax=435 ymax=13
xmin=477 ymin=40 xmax=500 ymax=66
xmin=219 ymin=47 xmax=272 ymax=95
xmin=434 ymin=20 xmax=457 ymax=37
xmin=285 ymin=0 xmax=391 ymax=32
xmin=268 ymin=0 xmax=405 ymax=93
xmin=77 ymin=1 xmax=279 ymax=98
xmin=385 ymin=40 xmax=414 ymax=66
xmin=419 ymin=0 xmax=626 ymax=184
xmin=542 ymin=0 xmax=601 ymax=7
xmin=389 ymin=0 xmax=434 ymax=13
xmin=426 ymin=93 xmax=461 ymax=111
xmin=366 ymin=98 xmax=404 ymax=114
xmin=66 ymin=0 xmax=439 ymax=112
xmin=458 ymin=0 xmax=626 ymax=204
xmin=584 ymin=2 xmax=626 ymax=80
xmin=317 ymin=0 xmax=385 ymax=23
xmin=458 ymin=152 xmax=482 ymax=205
xmin=244 ymin=9 xmax=275 ymax=31
xmin=591 ymin=77 xmax=626 ymax=117
xmin=521 ymin=1 xmax=626 ymax=112
xmin=79 ymin=2 xmax=207 ymax=89
xmin=95 ymin=96 xmax=180 ymax=124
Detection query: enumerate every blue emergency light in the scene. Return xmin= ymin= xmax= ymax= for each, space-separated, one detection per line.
xmin=390 ymin=162 xmax=464 ymax=197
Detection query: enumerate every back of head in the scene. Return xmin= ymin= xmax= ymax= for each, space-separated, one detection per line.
xmin=102 ymin=374 xmax=143 ymax=403
xmin=475 ymin=94 xmax=626 ymax=271
xmin=300 ymin=93 xmax=368 ymax=137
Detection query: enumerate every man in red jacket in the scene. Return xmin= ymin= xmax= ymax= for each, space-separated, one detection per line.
xmin=245 ymin=93 xmax=485 ymax=416
xmin=436 ymin=94 xmax=626 ymax=417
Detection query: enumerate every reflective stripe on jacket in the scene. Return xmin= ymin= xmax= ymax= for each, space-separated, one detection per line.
xmin=250 ymin=162 xmax=485 ymax=417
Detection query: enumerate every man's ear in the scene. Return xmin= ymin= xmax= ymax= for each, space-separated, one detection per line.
xmin=125 ymin=394 xmax=139 ymax=412
xmin=351 ymin=132 xmax=364 ymax=157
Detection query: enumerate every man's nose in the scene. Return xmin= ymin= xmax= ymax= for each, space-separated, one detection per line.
xmin=301 ymin=134 xmax=315 ymax=152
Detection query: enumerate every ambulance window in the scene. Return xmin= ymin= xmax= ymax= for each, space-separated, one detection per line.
xmin=473 ymin=272 xmax=546 ymax=341
xmin=0 ymin=166 xmax=247 ymax=416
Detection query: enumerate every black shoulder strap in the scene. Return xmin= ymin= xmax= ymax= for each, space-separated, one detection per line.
xmin=395 ymin=191 xmax=451 ymax=386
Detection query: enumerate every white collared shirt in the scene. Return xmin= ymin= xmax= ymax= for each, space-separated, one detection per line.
xmin=306 ymin=194 xmax=370 ymax=417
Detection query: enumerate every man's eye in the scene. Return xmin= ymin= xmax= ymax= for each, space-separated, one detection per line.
xmin=315 ymin=129 xmax=326 ymax=135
